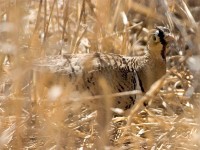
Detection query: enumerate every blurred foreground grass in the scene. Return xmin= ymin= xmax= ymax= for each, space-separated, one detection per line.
xmin=0 ymin=0 xmax=200 ymax=149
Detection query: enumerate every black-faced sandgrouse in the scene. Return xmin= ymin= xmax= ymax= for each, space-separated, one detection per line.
xmin=34 ymin=26 xmax=174 ymax=112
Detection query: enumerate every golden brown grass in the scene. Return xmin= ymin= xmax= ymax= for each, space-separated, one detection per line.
xmin=0 ymin=0 xmax=200 ymax=149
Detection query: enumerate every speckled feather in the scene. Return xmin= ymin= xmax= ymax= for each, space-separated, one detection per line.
xmin=35 ymin=52 xmax=149 ymax=74
xmin=34 ymin=52 xmax=148 ymax=110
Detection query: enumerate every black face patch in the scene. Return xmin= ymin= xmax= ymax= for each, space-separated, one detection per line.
xmin=156 ymin=27 xmax=167 ymax=60
xmin=157 ymin=28 xmax=167 ymax=45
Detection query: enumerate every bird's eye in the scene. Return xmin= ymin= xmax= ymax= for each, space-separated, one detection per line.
xmin=152 ymin=35 xmax=159 ymax=43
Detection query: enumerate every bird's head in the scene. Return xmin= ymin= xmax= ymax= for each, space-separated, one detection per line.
xmin=147 ymin=26 xmax=174 ymax=60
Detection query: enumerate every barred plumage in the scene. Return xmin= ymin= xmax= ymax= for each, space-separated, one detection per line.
xmin=34 ymin=26 xmax=174 ymax=112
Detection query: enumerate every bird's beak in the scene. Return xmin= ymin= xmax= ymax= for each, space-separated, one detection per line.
xmin=164 ymin=33 xmax=175 ymax=42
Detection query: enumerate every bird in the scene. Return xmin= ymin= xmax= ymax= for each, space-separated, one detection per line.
xmin=34 ymin=26 xmax=174 ymax=113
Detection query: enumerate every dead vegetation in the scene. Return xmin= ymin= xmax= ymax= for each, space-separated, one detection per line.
xmin=0 ymin=0 xmax=200 ymax=149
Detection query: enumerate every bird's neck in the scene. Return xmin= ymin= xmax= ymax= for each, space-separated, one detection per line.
xmin=148 ymin=44 xmax=166 ymax=61
xmin=137 ymin=52 xmax=166 ymax=92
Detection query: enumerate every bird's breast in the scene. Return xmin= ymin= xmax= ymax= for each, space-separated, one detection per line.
xmin=137 ymin=59 xmax=166 ymax=92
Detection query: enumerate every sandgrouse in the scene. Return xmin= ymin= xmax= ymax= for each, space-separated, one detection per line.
xmin=34 ymin=26 xmax=174 ymax=112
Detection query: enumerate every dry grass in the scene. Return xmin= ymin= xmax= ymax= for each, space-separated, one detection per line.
xmin=0 ymin=0 xmax=200 ymax=149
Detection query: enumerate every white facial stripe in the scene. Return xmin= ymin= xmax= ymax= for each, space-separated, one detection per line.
xmin=155 ymin=30 xmax=159 ymax=35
